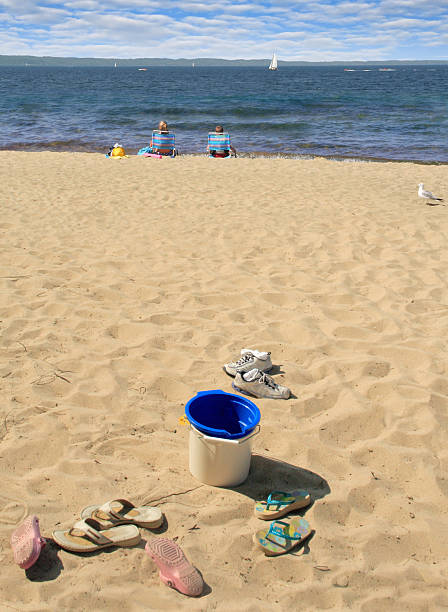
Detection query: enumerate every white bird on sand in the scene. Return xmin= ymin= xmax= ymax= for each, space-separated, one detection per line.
xmin=418 ymin=183 xmax=444 ymax=204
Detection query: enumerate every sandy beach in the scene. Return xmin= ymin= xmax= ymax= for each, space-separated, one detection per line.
xmin=0 ymin=151 xmax=447 ymax=610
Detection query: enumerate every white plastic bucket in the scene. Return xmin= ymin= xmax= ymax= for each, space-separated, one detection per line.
xmin=189 ymin=424 xmax=260 ymax=487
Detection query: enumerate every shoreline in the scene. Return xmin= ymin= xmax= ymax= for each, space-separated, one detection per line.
xmin=1 ymin=146 xmax=447 ymax=166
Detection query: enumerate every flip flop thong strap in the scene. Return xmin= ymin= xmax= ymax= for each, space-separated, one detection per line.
xmin=70 ymin=519 xmax=112 ymax=545
xmin=265 ymin=491 xmax=292 ymax=510
xmin=98 ymin=498 xmax=135 ymax=520
xmin=267 ymin=520 xmax=302 ymax=541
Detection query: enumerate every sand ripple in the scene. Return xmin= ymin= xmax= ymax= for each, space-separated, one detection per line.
xmin=0 ymin=152 xmax=447 ymax=610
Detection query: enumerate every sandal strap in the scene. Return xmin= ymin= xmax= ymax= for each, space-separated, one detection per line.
xmin=70 ymin=519 xmax=112 ymax=545
xmin=265 ymin=491 xmax=292 ymax=510
xmin=97 ymin=498 xmax=135 ymax=521
xmin=267 ymin=520 xmax=301 ymax=541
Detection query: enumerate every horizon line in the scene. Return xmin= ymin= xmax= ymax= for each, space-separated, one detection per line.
xmin=1 ymin=54 xmax=447 ymax=63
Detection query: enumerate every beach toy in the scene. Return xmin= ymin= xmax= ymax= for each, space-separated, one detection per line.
xmin=185 ymin=389 xmax=260 ymax=439
xmin=185 ymin=390 xmax=261 ymax=487
xmin=111 ymin=144 xmax=126 ymax=157
xmin=145 ymin=538 xmax=203 ymax=597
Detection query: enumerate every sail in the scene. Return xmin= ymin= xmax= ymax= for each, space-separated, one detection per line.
xmin=269 ymin=52 xmax=278 ymax=70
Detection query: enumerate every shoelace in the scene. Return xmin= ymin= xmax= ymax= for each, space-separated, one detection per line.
xmin=233 ymin=353 xmax=254 ymax=367
xmin=255 ymin=372 xmax=277 ymax=389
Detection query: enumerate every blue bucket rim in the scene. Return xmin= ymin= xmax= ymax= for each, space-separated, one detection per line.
xmin=185 ymin=389 xmax=261 ymax=440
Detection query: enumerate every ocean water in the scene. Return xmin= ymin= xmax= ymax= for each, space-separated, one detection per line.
xmin=0 ymin=65 xmax=447 ymax=162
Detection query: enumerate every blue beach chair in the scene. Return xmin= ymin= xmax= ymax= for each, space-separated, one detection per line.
xmin=207 ymin=132 xmax=234 ymax=158
xmin=150 ymin=130 xmax=177 ymax=157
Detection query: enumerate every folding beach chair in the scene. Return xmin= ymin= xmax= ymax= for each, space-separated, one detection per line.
xmin=207 ymin=132 xmax=234 ymax=158
xmin=150 ymin=131 xmax=177 ymax=157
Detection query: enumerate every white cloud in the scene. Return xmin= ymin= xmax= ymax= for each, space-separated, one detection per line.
xmin=0 ymin=0 xmax=446 ymax=59
xmin=383 ymin=17 xmax=440 ymax=27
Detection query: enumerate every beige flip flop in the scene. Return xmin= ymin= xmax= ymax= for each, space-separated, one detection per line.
xmin=52 ymin=518 xmax=141 ymax=553
xmin=81 ymin=498 xmax=163 ymax=529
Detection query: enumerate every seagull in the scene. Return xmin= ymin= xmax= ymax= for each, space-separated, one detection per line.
xmin=418 ymin=183 xmax=444 ymax=205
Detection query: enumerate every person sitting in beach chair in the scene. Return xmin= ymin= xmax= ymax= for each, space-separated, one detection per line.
xmin=207 ymin=125 xmax=236 ymax=158
xmin=150 ymin=121 xmax=177 ymax=157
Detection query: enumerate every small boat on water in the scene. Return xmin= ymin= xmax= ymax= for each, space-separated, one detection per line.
xmin=379 ymin=68 xmax=395 ymax=71
xmin=268 ymin=52 xmax=278 ymax=71
xmin=138 ymin=68 xmax=148 ymax=71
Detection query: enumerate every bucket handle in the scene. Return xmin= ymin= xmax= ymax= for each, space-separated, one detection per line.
xmin=192 ymin=425 xmax=260 ymax=445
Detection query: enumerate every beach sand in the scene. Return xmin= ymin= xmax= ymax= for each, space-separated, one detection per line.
xmin=0 ymin=151 xmax=447 ymax=610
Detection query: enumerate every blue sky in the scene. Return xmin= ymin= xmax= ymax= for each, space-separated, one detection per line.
xmin=0 ymin=0 xmax=447 ymax=60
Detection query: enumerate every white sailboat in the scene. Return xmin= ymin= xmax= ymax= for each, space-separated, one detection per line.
xmin=269 ymin=51 xmax=278 ymax=71
xmin=114 ymin=62 xmax=117 ymax=68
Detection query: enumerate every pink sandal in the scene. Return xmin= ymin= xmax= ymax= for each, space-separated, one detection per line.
xmin=145 ymin=538 xmax=203 ymax=597
xmin=11 ymin=516 xmax=46 ymax=569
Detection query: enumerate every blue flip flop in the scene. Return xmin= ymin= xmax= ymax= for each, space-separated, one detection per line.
xmin=254 ymin=517 xmax=312 ymax=556
xmin=254 ymin=490 xmax=311 ymax=520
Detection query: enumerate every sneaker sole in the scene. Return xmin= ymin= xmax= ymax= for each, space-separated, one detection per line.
xmin=223 ymin=366 xmax=237 ymax=378
xmin=232 ymin=382 xmax=266 ymax=399
xmin=232 ymin=381 xmax=289 ymax=400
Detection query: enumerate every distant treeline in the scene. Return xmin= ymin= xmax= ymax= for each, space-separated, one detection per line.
xmin=0 ymin=55 xmax=447 ymax=67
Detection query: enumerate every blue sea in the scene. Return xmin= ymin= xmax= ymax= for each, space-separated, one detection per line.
xmin=0 ymin=65 xmax=447 ymax=162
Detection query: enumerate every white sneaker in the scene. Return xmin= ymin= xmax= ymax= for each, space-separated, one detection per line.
xmin=223 ymin=349 xmax=272 ymax=377
xmin=232 ymin=368 xmax=291 ymax=400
